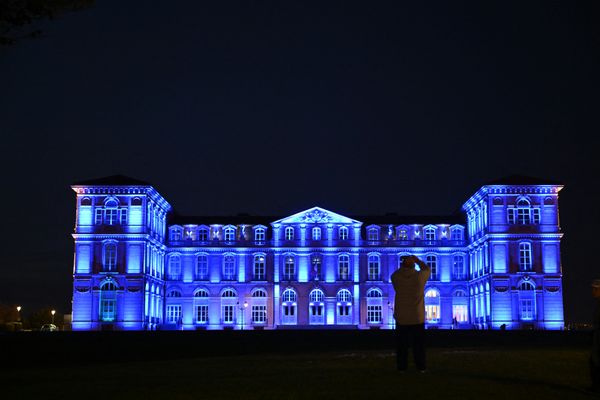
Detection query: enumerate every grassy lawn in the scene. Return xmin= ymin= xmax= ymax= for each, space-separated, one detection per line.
xmin=2 ymin=347 xmax=594 ymax=399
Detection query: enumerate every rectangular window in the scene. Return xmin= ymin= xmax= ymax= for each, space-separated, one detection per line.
xmin=520 ymin=245 xmax=532 ymax=271
xmin=195 ymin=305 xmax=208 ymax=323
xmin=255 ymin=229 xmax=265 ymax=242
xmin=196 ymin=256 xmax=208 ymax=280
xmin=452 ymin=304 xmax=468 ymax=323
xmin=105 ymin=209 xmax=118 ymax=225
xmin=222 ymin=305 xmax=234 ymax=323
xmin=451 ymin=229 xmax=462 ymax=241
xmin=507 ymin=208 xmax=516 ymax=225
xmin=100 ymin=299 xmax=116 ymax=322
xmin=425 ymin=305 xmax=440 ymax=322
xmin=368 ymin=230 xmax=378 ymax=241
xmin=532 ymin=208 xmax=541 ymax=224
xmin=517 ymin=208 xmax=531 ymax=224
xmin=198 ymin=229 xmax=208 ymax=241
xmin=251 ymin=305 xmax=267 ymax=323
xmin=167 ymin=305 xmax=182 ymax=323
xmin=95 ymin=209 xmax=103 ymax=225
xmin=120 ymin=209 xmax=128 ymax=225
xmin=367 ymin=305 xmax=382 ymax=323
xmin=520 ymin=299 xmax=533 ymax=320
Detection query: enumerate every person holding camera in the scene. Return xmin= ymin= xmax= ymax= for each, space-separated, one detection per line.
xmin=391 ymin=254 xmax=431 ymax=373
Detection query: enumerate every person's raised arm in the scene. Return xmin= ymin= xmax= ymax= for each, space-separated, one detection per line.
xmin=413 ymin=256 xmax=431 ymax=282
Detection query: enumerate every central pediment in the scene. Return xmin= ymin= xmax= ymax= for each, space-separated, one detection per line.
xmin=272 ymin=206 xmax=362 ymax=225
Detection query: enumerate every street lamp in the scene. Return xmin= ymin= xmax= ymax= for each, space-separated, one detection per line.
xmin=51 ymin=310 xmax=56 ymax=325
xmin=16 ymin=306 xmax=21 ymax=322
xmin=239 ymin=301 xmax=248 ymax=330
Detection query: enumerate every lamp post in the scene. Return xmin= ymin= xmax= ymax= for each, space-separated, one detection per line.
xmin=16 ymin=306 xmax=21 ymax=322
xmin=51 ymin=310 xmax=56 ymax=325
xmin=239 ymin=301 xmax=248 ymax=330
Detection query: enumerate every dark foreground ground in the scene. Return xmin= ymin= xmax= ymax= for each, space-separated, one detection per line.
xmin=0 ymin=330 xmax=596 ymax=399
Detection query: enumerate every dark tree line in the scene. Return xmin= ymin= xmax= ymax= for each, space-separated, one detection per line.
xmin=0 ymin=0 xmax=94 ymax=45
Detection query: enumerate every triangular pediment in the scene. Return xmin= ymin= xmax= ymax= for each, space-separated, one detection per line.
xmin=272 ymin=207 xmax=362 ymax=225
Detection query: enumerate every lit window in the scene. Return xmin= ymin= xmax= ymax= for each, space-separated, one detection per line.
xmin=312 ymin=227 xmax=321 ymax=240
xmin=425 ymin=227 xmax=436 ymax=241
xmin=285 ymin=227 xmax=294 ymax=241
xmin=425 ymin=289 xmax=440 ymax=323
xmin=339 ymin=226 xmax=348 ymax=240
xmin=253 ymin=254 xmax=266 ymax=281
xmin=224 ymin=227 xmax=235 ymax=242
xmin=519 ymin=243 xmax=532 ymax=271
xmin=338 ymin=254 xmax=350 ymax=280
xmin=397 ymin=229 xmax=408 ymax=240
xmin=99 ymin=281 xmax=117 ymax=322
xmin=368 ymin=254 xmax=380 ymax=281
xmin=452 ymin=304 xmax=468 ymax=323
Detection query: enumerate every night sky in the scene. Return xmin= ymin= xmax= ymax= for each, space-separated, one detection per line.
xmin=0 ymin=1 xmax=598 ymax=323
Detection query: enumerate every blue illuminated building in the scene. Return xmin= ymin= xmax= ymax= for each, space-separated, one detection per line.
xmin=70 ymin=175 xmax=565 ymax=330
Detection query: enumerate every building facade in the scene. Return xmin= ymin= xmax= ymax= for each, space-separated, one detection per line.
xmin=70 ymin=175 xmax=565 ymax=331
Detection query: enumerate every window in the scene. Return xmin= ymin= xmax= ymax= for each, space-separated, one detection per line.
xmin=453 ymin=255 xmax=465 ymax=280
xmin=338 ymin=254 xmax=350 ymax=280
xmin=366 ymin=288 xmax=383 ymax=298
xmin=281 ymin=289 xmax=297 ymax=324
xmin=198 ymin=227 xmax=209 ymax=241
xmin=309 ymin=289 xmax=325 ymax=324
xmin=397 ymin=229 xmax=408 ymax=240
xmin=167 ymin=289 xmax=181 ymax=297
xmin=519 ymin=243 xmax=532 ymax=272
xmin=222 ymin=289 xmax=237 ymax=298
xmin=81 ymin=197 xmax=92 ymax=206
xmin=283 ymin=255 xmax=295 ymax=280
xmin=337 ymin=289 xmax=352 ymax=322
xmin=224 ymin=227 xmax=235 ymax=242
xmin=337 ymin=289 xmax=352 ymax=303
xmin=312 ymin=227 xmax=321 ymax=240
xmin=103 ymin=243 xmax=117 ymax=272
xmin=99 ymin=281 xmax=117 ymax=322
xmin=532 ymin=208 xmax=541 ymax=224
xmin=452 ymin=304 xmax=468 ymax=323
xmin=517 ymin=199 xmax=531 ymax=225
xmin=252 ymin=289 xmax=267 ymax=297
xmin=451 ymin=227 xmax=462 ymax=241
xmin=169 ymin=255 xmax=181 ymax=280
xmin=196 ymin=254 xmax=208 ymax=280
xmin=195 ymin=305 xmax=208 ymax=323
xmin=426 ymin=255 xmax=438 ymax=280
xmin=167 ymin=305 xmax=182 ymax=324
xmin=310 ymin=289 xmax=324 ymax=302
xmin=223 ymin=254 xmax=236 ymax=280
xmin=131 ymin=197 xmax=142 ymax=206
xmin=95 ymin=209 xmax=103 ymax=225
xmin=170 ymin=229 xmax=182 ymax=241
xmin=194 ymin=289 xmax=209 ymax=297
xmin=367 ymin=228 xmax=379 ymax=241
xmin=425 ymin=289 xmax=440 ymax=323
xmin=519 ymin=281 xmax=535 ymax=291
xmin=425 ymin=227 xmax=436 ymax=241
xmin=367 ymin=305 xmax=382 ymax=323
xmin=253 ymin=254 xmax=266 ymax=281
xmin=367 ymin=254 xmax=380 ymax=281
xmin=520 ymin=299 xmax=533 ymax=320
xmin=222 ymin=305 xmax=234 ymax=323
xmin=285 ymin=227 xmax=294 ymax=241
xmin=282 ymin=288 xmax=297 ymax=302
xmin=105 ymin=208 xmax=119 ymax=225
xmin=120 ymin=209 xmax=128 ymax=225
xmin=339 ymin=226 xmax=348 ymax=240
xmin=255 ymin=227 xmax=266 ymax=243
xmin=252 ymin=305 xmax=267 ymax=323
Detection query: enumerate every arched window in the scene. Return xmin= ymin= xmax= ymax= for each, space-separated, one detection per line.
xmin=254 ymin=227 xmax=266 ymax=243
xmin=309 ymin=289 xmax=325 ymax=324
xmin=367 ymin=254 xmax=380 ymax=281
xmin=451 ymin=227 xmax=463 ymax=241
xmin=285 ymin=227 xmax=294 ymax=241
xmin=518 ymin=281 xmax=535 ymax=321
xmin=367 ymin=227 xmax=379 ymax=241
xmin=168 ymin=255 xmax=181 ymax=280
xmin=198 ymin=227 xmax=209 ymax=241
xmin=366 ymin=288 xmax=383 ymax=324
xmin=336 ymin=289 xmax=352 ymax=324
xmin=252 ymin=288 xmax=267 ymax=297
xmin=253 ymin=254 xmax=266 ymax=281
xmin=167 ymin=289 xmax=181 ymax=297
xmin=452 ymin=289 xmax=468 ymax=323
xmin=338 ymin=254 xmax=350 ymax=280
xmin=103 ymin=242 xmax=117 ymax=272
xmin=104 ymin=198 xmax=119 ymax=225
xmin=196 ymin=254 xmax=208 ymax=280
xmin=426 ymin=255 xmax=438 ymax=280
xmin=281 ymin=289 xmax=297 ymax=325
xmin=221 ymin=288 xmax=237 ymax=298
xmin=194 ymin=289 xmax=209 ymax=324
xmin=283 ymin=254 xmax=295 ymax=281
xmin=425 ymin=226 xmax=436 ymax=241
xmin=81 ymin=197 xmax=92 ymax=206
xmin=519 ymin=242 xmax=532 ymax=271
xmin=519 ymin=281 xmax=535 ymax=291
xmin=194 ymin=289 xmax=209 ymax=297
xmin=170 ymin=227 xmax=182 ymax=241
xmin=425 ymin=288 xmax=440 ymax=323
xmin=337 ymin=289 xmax=352 ymax=302
xmin=224 ymin=227 xmax=236 ymax=242
xmin=223 ymin=254 xmax=236 ymax=280
xmin=131 ymin=197 xmax=142 ymax=206
xmin=220 ymin=288 xmax=236 ymax=324
xmin=453 ymin=255 xmax=465 ymax=280
xmin=99 ymin=280 xmax=117 ymax=322
xmin=366 ymin=288 xmax=383 ymax=298
xmin=339 ymin=226 xmax=349 ymax=240
xmin=312 ymin=227 xmax=321 ymax=240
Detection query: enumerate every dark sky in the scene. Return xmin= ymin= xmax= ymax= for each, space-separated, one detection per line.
xmin=0 ymin=1 xmax=598 ymax=323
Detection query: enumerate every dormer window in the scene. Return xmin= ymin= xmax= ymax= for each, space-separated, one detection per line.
xmin=224 ymin=227 xmax=236 ymax=242
xmin=170 ymin=228 xmax=182 ymax=241
xmin=312 ymin=227 xmax=321 ymax=240
xmin=424 ymin=226 xmax=436 ymax=241
xmin=451 ymin=227 xmax=463 ymax=241
xmin=367 ymin=227 xmax=379 ymax=241
xmin=198 ymin=227 xmax=209 ymax=241
xmin=397 ymin=228 xmax=408 ymax=240
xmin=285 ymin=227 xmax=294 ymax=241
xmin=339 ymin=226 xmax=348 ymax=240
xmin=254 ymin=227 xmax=266 ymax=243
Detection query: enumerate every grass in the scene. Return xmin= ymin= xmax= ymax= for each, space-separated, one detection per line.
xmin=1 ymin=347 xmax=595 ymax=399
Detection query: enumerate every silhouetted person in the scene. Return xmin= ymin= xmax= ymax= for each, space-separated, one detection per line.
xmin=391 ymin=255 xmax=430 ymax=372
xmin=590 ymin=279 xmax=600 ymax=393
